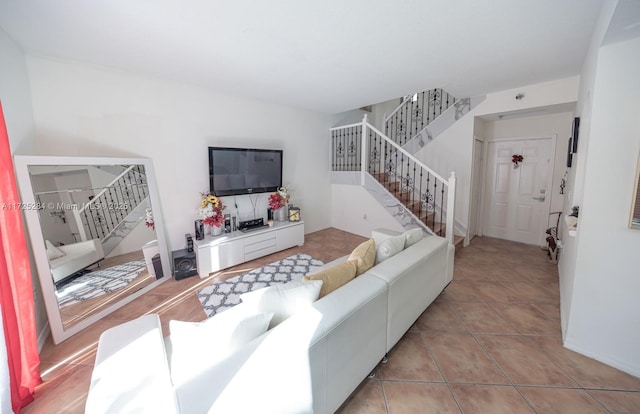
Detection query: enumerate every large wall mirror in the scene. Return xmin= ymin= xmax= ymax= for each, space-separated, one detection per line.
xmin=14 ymin=156 xmax=171 ymax=344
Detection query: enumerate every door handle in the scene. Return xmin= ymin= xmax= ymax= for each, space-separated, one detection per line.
xmin=532 ymin=196 xmax=546 ymax=202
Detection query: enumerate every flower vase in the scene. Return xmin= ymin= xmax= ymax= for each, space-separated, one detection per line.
xmin=211 ymin=225 xmax=223 ymax=236
xmin=274 ymin=207 xmax=287 ymax=222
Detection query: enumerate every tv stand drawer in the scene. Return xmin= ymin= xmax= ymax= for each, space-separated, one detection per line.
xmin=244 ymin=237 xmax=276 ymax=255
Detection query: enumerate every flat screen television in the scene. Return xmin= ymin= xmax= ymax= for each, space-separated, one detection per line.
xmin=209 ymin=147 xmax=283 ymax=196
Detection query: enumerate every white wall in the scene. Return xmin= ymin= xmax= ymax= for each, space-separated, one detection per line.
xmin=331 ymin=183 xmax=405 ymax=238
xmin=557 ymin=0 xmax=618 ymax=340
xmin=24 ymin=56 xmax=333 ymax=251
xmin=564 ymin=35 xmax=640 ymax=376
xmin=0 ymin=28 xmax=49 ymax=348
xmin=484 ymin=112 xmax=575 ymax=229
xmin=0 ymin=29 xmax=36 ymax=155
xmin=415 ymin=77 xmax=580 ymax=236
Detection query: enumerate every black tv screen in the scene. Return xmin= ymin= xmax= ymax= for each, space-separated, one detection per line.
xmin=209 ymin=147 xmax=283 ymax=196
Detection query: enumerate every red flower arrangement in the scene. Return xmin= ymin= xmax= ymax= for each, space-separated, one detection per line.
xmin=268 ymin=187 xmax=290 ymax=210
xmin=512 ymin=154 xmax=524 ymax=168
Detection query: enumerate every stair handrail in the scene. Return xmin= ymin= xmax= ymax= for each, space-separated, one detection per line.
xmin=365 ymin=119 xmax=448 ymax=184
xmin=383 ymin=95 xmax=412 ymax=124
xmin=72 ymin=165 xmax=147 ymax=241
xmin=383 ymin=89 xmax=457 ymax=147
xmin=76 ymin=165 xmax=137 ymax=214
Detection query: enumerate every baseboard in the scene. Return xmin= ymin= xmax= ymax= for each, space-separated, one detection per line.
xmin=564 ymin=337 xmax=640 ymax=378
xmin=37 ymin=322 xmax=50 ymax=353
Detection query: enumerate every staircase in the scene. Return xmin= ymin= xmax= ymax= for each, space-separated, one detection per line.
xmin=71 ymin=165 xmax=150 ymax=255
xmin=331 ymin=111 xmax=463 ymax=250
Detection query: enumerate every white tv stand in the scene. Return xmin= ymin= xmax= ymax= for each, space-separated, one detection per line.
xmin=193 ymin=221 xmax=304 ymax=277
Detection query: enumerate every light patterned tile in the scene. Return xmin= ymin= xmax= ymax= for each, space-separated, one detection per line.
xmin=383 ymin=382 xmax=460 ymax=413
xmin=424 ymin=333 xmax=508 ymax=384
xmin=450 ymin=384 xmax=534 ymax=414
xmin=379 ymin=332 xmax=442 ymax=381
xmin=518 ymin=387 xmax=608 ymax=414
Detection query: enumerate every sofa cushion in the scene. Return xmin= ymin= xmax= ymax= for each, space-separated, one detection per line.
xmin=86 ymin=314 xmax=179 ymax=414
xmin=403 ymin=228 xmax=424 ymax=248
xmin=375 ymin=234 xmax=406 ymax=264
xmin=240 ymin=280 xmax=323 ymax=328
xmin=348 ymin=239 xmax=376 ymax=276
xmin=302 ymin=260 xmax=357 ymax=298
xmin=168 ymin=304 xmax=273 ymax=386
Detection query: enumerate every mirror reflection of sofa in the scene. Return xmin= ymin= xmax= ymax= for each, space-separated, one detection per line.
xmin=46 ymin=239 xmax=105 ymax=285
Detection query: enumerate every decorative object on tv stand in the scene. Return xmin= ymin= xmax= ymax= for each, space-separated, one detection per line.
xmin=288 ymin=206 xmax=301 ymax=222
xmin=197 ymin=193 xmax=226 ymax=235
xmin=268 ymin=186 xmax=290 ymax=221
xmin=194 ymin=220 xmax=204 ymax=240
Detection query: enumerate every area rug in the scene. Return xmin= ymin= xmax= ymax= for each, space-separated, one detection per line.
xmin=197 ymin=253 xmax=324 ymax=318
xmin=55 ymin=260 xmax=147 ymax=307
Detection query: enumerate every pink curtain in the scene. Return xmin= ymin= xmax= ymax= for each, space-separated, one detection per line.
xmin=0 ymin=101 xmax=42 ymax=412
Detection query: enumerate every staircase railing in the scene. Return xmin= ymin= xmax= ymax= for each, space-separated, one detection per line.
xmin=331 ymin=114 xmax=456 ymax=244
xmin=72 ymin=165 xmax=149 ymax=242
xmin=384 ymin=88 xmax=456 ymax=146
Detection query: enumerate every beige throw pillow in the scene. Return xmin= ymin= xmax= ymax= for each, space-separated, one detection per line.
xmin=348 ymin=239 xmax=376 ymax=276
xmin=303 ymin=260 xmax=357 ymax=298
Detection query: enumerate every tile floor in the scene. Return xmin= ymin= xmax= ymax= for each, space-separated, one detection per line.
xmin=24 ymin=229 xmax=640 ymax=413
xmin=338 ymin=236 xmax=640 ymax=413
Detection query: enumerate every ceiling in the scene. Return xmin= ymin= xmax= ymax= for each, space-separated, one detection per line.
xmin=0 ymin=0 xmax=606 ymax=114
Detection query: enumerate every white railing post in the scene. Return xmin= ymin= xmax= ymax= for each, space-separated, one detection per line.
xmin=361 ymin=114 xmax=368 ymax=186
xmin=446 ymin=171 xmax=456 ymax=245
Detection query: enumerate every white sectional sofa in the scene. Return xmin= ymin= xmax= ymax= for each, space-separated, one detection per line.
xmin=85 ymin=229 xmax=454 ymax=414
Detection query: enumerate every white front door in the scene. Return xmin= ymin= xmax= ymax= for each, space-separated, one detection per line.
xmin=483 ymin=138 xmax=553 ymax=246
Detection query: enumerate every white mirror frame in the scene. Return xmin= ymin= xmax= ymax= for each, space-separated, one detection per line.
xmin=14 ymin=155 xmax=172 ymax=344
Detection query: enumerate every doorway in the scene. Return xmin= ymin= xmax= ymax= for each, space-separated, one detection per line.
xmin=481 ymin=137 xmax=554 ymax=246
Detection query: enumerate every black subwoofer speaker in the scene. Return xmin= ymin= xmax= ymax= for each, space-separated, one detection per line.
xmin=172 ymin=249 xmax=197 ymax=280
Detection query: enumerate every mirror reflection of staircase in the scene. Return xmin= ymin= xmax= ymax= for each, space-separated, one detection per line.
xmin=72 ymin=164 xmax=150 ymax=255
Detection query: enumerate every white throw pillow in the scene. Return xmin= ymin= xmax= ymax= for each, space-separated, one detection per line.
xmin=403 ymin=228 xmax=424 ymax=248
xmin=45 ymin=240 xmax=65 ymax=260
xmin=375 ymin=234 xmax=406 ymax=264
xmin=168 ymin=304 xmax=273 ymax=385
xmin=240 ymin=280 xmax=323 ymax=329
